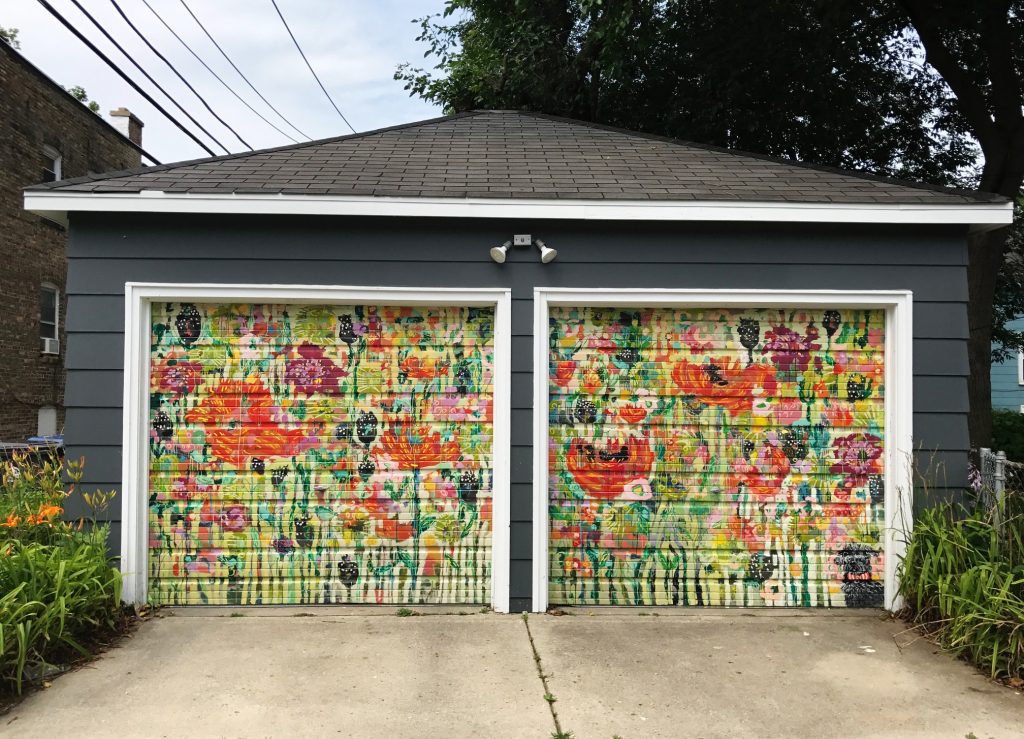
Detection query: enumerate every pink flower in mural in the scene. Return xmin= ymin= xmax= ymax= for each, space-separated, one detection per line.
xmin=284 ymin=343 xmax=347 ymax=396
xmin=153 ymin=355 xmax=203 ymax=396
xmin=763 ymin=324 xmax=821 ymax=375
xmin=219 ymin=505 xmax=248 ymax=533
xmin=830 ymin=433 xmax=883 ymax=488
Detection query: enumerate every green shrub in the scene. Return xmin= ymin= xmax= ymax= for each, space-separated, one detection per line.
xmin=993 ymin=409 xmax=1024 ymax=461
xmin=899 ymin=502 xmax=1024 ymax=680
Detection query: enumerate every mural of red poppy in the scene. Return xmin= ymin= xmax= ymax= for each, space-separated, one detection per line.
xmin=549 ymin=306 xmax=886 ymax=608
xmin=148 ymin=303 xmax=494 ymax=606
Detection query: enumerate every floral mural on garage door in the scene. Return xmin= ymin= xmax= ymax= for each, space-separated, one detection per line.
xmin=548 ymin=307 xmax=886 ymax=607
xmin=148 ymin=303 xmax=494 ymax=606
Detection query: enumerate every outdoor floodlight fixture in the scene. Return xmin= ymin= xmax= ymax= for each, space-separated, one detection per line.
xmin=490 ymin=241 xmax=512 ymax=263
xmin=536 ymin=238 xmax=557 ymax=264
xmin=490 ymin=234 xmax=558 ymax=264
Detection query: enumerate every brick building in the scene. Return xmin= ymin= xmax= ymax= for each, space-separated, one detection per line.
xmin=1 ymin=40 xmax=143 ymax=440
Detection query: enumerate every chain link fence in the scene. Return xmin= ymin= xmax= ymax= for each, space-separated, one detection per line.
xmin=975 ymin=448 xmax=1024 ymax=561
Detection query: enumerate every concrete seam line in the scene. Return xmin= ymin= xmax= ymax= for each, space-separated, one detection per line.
xmin=522 ymin=613 xmax=566 ymax=736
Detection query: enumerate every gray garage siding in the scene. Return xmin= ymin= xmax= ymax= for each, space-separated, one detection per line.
xmin=64 ymin=212 xmax=971 ymax=612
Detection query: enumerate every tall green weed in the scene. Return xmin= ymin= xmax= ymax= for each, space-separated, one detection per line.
xmin=899 ymin=500 xmax=1024 ymax=681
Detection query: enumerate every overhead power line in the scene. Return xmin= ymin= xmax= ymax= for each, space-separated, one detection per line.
xmin=178 ymin=0 xmax=311 ymax=141
xmin=108 ymin=0 xmax=252 ymax=151
xmin=34 ymin=0 xmax=216 ymax=157
xmin=270 ymin=0 xmax=356 ymax=134
xmin=66 ymin=0 xmax=230 ymax=155
xmin=138 ymin=0 xmax=299 ymax=144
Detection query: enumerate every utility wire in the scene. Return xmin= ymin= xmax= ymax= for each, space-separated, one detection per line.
xmin=178 ymin=0 xmax=311 ymax=141
xmin=108 ymin=0 xmax=252 ymax=150
xmin=138 ymin=0 xmax=298 ymax=144
xmin=270 ymin=0 xmax=356 ymax=134
xmin=66 ymin=0 xmax=230 ymax=155
xmin=34 ymin=0 xmax=216 ymax=157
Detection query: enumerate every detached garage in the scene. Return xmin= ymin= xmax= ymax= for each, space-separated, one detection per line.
xmin=25 ymin=110 xmax=1011 ymax=613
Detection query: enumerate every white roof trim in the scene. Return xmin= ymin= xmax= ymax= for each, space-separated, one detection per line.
xmin=24 ymin=190 xmax=1013 ymax=230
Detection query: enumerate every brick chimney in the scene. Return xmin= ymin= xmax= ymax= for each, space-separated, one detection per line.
xmin=108 ymin=107 xmax=143 ymax=146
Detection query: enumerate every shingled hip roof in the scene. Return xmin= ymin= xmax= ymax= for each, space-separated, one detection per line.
xmin=23 ymin=110 xmax=1012 ymax=227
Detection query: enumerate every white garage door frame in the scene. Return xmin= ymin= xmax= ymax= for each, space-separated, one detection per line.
xmin=121 ymin=282 xmax=513 ymax=612
xmin=531 ymin=287 xmax=914 ymax=612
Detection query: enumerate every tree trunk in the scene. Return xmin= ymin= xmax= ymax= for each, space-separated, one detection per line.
xmin=967 ymin=227 xmax=1011 ymax=449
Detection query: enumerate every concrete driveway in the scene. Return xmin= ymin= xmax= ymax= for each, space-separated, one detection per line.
xmin=2 ymin=609 xmax=1020 ymax=738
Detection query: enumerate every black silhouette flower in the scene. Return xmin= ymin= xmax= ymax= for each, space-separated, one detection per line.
xmin=175 ymin=303 xmax=202 ymax=347
xmin=356 ymin=410 xmax=378 ymax=446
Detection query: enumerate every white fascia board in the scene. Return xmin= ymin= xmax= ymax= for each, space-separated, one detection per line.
xmin=24 ymin=190 xmax=1014 ymax=230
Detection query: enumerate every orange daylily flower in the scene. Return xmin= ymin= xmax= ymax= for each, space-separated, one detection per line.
xmin=185 ymin=379 xmax=305 ymax=465
xmin=37 ymin=505 xmax=63 ymax=519
xmin=3 ymin=514 xmax=20 ymax=528
xmin=378 ymin=420 xmax=462 ymax=470
xmin=565 ymin=434 xmax=654 ymax=499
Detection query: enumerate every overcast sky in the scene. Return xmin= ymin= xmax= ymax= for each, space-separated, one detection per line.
xmin=5 ymin=0 xmax=444 ymax=164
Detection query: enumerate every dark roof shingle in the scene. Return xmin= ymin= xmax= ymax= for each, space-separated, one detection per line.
xmin=28 ymin=110 xmax=1002 ymax=205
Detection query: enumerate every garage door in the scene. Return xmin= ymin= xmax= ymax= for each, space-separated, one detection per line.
xmin=548 ymin=306 xmax=885 ymax=607
xmin=148 ymin=303 xmax=494 ymax=606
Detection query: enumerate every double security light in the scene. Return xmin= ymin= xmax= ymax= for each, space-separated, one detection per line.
xmin=490 ymin=234 xmax=557 ymax=264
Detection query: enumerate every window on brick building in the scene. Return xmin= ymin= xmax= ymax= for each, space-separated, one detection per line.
xmin=40 ymin=284 xmax=59 ymax=354
xmin=42 ymin=145 xmax=62 ymax=182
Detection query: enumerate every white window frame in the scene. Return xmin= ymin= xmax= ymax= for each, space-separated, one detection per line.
xmin=1017 ymin=350 xmax=1023 ymax=385
xmin=531 ymin=288 xmax=914 ymax=612
xmin=121 ymin=282 xmax=513 ymax=612
xmin=39 ymin=282 xmax=59 ymax=353
xmin=41 ymin=144 xmax=62 ymax=182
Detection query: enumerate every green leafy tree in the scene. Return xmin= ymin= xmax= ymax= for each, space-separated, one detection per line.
xmin=398 ymin=0 xmax=1023 ymax=446
xmin=65 ymin=85 xmax=101 ymax=114
xmin=0 ymin=26 xmax=20 ymax=49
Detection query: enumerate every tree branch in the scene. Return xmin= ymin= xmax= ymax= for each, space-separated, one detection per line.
xmin=897 ymin=0 xmax=1002 ymax=155
xmin=981 ymin=1 xmax=1023 ymax=131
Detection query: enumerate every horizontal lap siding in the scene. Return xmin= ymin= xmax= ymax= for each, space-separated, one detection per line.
xmin=64 ymin=213 xmax=970 ymax=611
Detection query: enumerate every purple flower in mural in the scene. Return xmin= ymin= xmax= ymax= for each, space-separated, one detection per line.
xmin=272 ymin=536 xmax=295 ymax=556
xmin=763 ymin=324 xmax=821 ymax=375
xmin=830 ymin=433 xmax=883 ymax=488
xmin=284 ymin=343 xmax=347 ymax=396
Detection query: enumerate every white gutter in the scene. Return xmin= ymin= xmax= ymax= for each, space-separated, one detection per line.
xmin=24 ymin=190 xmax=1014 ymax=231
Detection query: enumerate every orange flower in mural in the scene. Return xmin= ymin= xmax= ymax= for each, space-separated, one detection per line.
xmin=565 ymin=435 xmax=654 ymax=499
xmin=553 ymin=361 xmax=576 ymax=387
xmin=400 ymin=354 xmax=450 ymax=379
xmin=618 ymin=405 xmax=647 ymax=425
xmin=185 ymin=379 xmax=305 ymax=465
xmin=377 ymin=517 xmax=415 ymax=541
xmin=671 ymin=358 xmax=776 ymax=416
xmin=377 ymin=420 xmax=462 ymax=470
